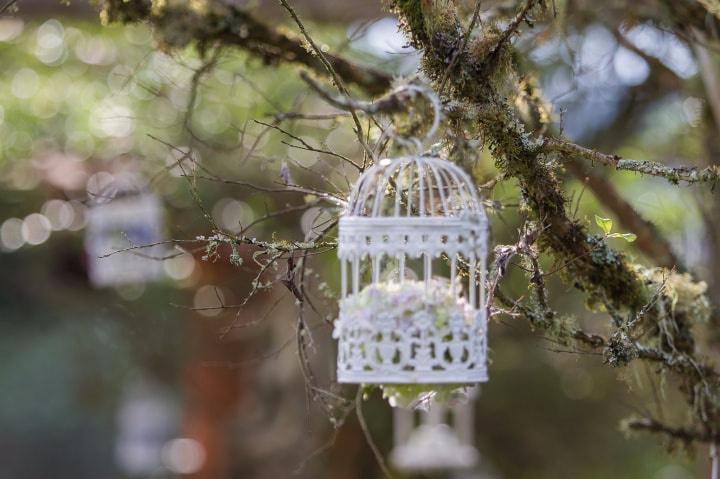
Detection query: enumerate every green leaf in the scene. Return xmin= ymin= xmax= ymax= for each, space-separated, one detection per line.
xmin=608 ymin=232 xmax=637 ymax=242
xmin=595 ymin=215 xmax=613 ymax=235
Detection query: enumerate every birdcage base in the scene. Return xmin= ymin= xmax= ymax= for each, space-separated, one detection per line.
xmin=337 ymin=369 xmax=488 ymax=384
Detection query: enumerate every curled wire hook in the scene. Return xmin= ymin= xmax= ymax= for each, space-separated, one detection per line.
xmin=390 ymin=83 xmax=442 ymax=155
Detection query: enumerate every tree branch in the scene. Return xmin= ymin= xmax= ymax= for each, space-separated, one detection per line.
xmin=564 ymin=159 xmax=682 ymax=270
xmin=547 ymin=138 xmax=720 ymax=186
xmin=100 ymin=0 xmax=393 ymax=95
xmin=625 ymin=417 xmax=719 ymax=444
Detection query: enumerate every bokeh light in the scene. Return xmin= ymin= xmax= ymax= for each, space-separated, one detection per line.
xmin=161 ymin=438 xmax=206 ymax=475
xmin=212 ymin=198 xmax=254 ymax=233
xmin=0 ymin=218 xmax=25 ymax=251
xmin=163 ymin=252 xmax=196 ymax=281
xmin=41 ymin=199 xmax=75 ymax=231
xmin=21 ymin=213 xmax=51 ymax=246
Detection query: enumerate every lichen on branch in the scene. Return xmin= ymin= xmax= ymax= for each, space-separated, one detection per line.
xmin=547 ymin=138 xmax=720 ymax=186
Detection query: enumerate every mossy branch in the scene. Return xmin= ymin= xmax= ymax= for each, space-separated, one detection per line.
xmin=99 ymin=0 xmax=393 ymax=95
xmin=391 ymin=0 xmax=719 ymax=446
xmin=547 ymin=138 xmax=720 ymax=186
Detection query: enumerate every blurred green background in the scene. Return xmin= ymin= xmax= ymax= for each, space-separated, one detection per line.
xmin=0 ymin=2 xmax=714 ymax=478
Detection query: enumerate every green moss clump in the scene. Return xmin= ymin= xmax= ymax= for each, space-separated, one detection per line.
xmin=390 ymin=0 xmax=429 ymax=48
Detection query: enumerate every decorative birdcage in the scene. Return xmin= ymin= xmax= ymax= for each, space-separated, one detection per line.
xmin=334 ymin=152 xmax=489 ymax=385
xmin=390 ymin=390 xmax=480 ymax=472
xmin=85 ymin=173 xmax=165 ymax=287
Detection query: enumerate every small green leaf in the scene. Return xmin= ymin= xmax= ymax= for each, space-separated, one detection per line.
xmin=608 ymin=232 xmax=637 ymax=242
xmin=595 ymin=215 xmax=613 ymax=235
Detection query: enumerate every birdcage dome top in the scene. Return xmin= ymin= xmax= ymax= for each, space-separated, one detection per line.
xmin=338 ymin=156 xmax=488 ymax=261
xmin=344 ymin=156 xmax=486 ymax=222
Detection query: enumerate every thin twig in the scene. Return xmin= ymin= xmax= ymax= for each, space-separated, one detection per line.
xmin=0 ymin=0 xmax=17 ymax=15
xmin=277 ymin=0 xmax=373 ymax=159
xmin=254 ymin=119 xmax=362 ymax=170
xmin=355 ymin=390 xmax=396 ymax=479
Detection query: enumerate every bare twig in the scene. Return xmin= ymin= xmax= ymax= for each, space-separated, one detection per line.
xmin=355 ymin=390 xmax=396 ymax=479
xmin=254 ymin=119 xmax=362 ymax=170
xmin=300 ymin=71 xmax=408 ymax=116
xmin=625 ymin=417 xmax=719 ymax=444
xmin=487 ymin=0 xmax=538 ymax=58
xmin=277 ymin=0 xmax=373 ymax=159
xmin=0 ymin=0 xmax=17 ymax=15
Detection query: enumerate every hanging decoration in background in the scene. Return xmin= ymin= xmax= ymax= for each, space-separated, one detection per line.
xmin=333 ymin=85 xmax=490 ymax=404
xmin=85 ymin=172 xmax=165 ymax=287
xmin=390 ymin=388 xmax=480 ymax=472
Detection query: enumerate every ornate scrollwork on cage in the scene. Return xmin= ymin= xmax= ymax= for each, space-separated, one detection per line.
xmin=334 ymin=155 xmax=489 ymax=384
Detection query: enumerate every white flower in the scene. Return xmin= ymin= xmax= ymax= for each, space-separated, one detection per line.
xmin=339 ymin=279 xmax=475 ymax=330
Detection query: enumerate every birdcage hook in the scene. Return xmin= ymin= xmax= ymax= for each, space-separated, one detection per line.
xmin=390 ymin=83 xmax=442 ymax=154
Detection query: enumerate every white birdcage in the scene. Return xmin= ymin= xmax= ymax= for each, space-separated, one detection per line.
xmin=85 ymin=173 xmax=165 ymax=287
xmin=390 ymin=391 xmax=480 ymax=472
xmin=334 ymin=149 xmax=489 ymax=384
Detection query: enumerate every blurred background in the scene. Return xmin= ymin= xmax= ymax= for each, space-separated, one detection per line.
xmin=0 ymin=1 xmax=716 ymax=478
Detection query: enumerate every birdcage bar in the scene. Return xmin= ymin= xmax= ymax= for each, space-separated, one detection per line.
xmin=479 ymin=256 xmax=487 ymax=315
xmin=394 ymin=408 xmax=413 ymax=446
xmin=450 ymin=255 xmax=457 ymax=297
xmin=398 ymin=254 xmax=406 ymax=282
xmin=352 ymin=256 xmax=359 ymax=294
xmin=424 ymin=253 xmax=431 ymax=290
xmin=340 ymin=259 xmax=347 ymax=299
xmin=372 ymin=254 xmax=381 ymax=284
xmin=454 ymin=399 xmax=475 ymax=445
xmin=469 ymin=258 xmax=477 ymax=309
xmin=418 ymin=164 xmax=425 ymax=215
xmin=406 ymin=161 xmax=414 ymax=216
